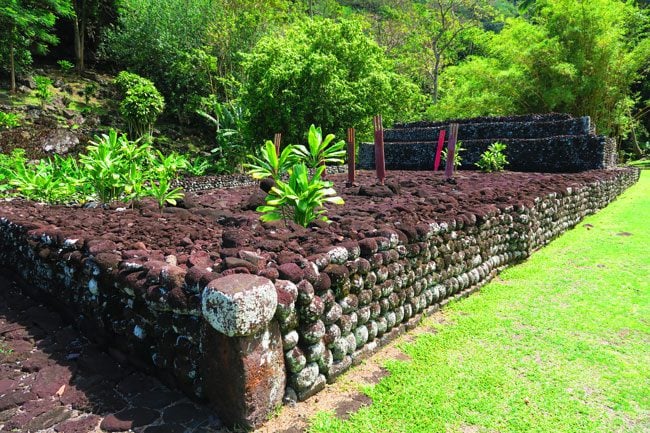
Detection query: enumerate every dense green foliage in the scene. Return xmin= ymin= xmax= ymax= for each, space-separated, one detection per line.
xmin=114 ymin=71 xmax=165 ymax=138
xmin=1 ymin=0 xmax=648 ymax=169
xmin=0 ymin=0 xmax=73 ymax=91
xmin=0 ymin=130 xmax=188 ymax=206
xmin=242 ymin=18 xmax=424 ymax=145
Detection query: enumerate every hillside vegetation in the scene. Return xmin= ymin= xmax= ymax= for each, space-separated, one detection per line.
xmin=1 ymin=0 xmax=648 ymax=172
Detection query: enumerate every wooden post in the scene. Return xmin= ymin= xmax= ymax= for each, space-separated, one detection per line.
xmin=445 ymin=123 xmax=459 ymax=180
xmin=434 ymin=129 xmax=446 ymax=171
xmin=346 ymin=128 xmax=356 ymax=186
xmin=273 ymin=133 xmax=282 ymax=157
xmin=373 ymin=115 xmax=385 ymax=185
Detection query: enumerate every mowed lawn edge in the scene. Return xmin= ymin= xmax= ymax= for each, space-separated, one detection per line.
xmin=309 ymin=171 xmax=649 ymax=433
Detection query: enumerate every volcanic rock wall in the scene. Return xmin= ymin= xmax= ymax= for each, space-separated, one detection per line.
xmin=275 ymin=168 xmax=638 ymax=399
xmin=358 ymin=113 xmax=618 ymax=172
xmin=0 ymin=167 xmax=639 ymax=427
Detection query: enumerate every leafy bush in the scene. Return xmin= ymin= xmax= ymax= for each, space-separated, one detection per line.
xmin=57 ymin=59 xmax=75 ymax=72
xmin=33 ymin=76 xmax=53 ymax=107
xmin=476 ymin=142 xmax=509 ymax=172
xmin=245 ymin=125 xmax=345 ymax=227
xmin=0 ymin=112 xmax=21 ymax=129
xmin=115 ymin=71 xmax=165 ymax=138
xmin=242 ymin=17 xmax=424 ymax=145
xmin=197 ymin=96 xmax=248 ymax=173
xmin=83 ymin=82 xmax=98 ymax=105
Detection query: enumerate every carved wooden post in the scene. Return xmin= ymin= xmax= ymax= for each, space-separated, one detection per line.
xmin=445 ymin=123 xmax=459 ymax=180
xmin=274 ymin=133 xmax=282 ymax=157
xmin=434 ymin=129 xmax=446 ymax=171
xmin=373 ymin=115 xmax=385 ymax=185
xmin=201 ymin=274 xmax=285 ymax=429
xmin=346 ymin=127 xmax=356 ymax=186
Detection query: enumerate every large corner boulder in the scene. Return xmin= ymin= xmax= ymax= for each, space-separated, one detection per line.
xmin=201 ymin=274 xmax=285 ymax=429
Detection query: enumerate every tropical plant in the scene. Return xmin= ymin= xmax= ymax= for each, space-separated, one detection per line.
xmin=33 ymin=75 xmax=53 ymax=107
xmin=476 ymin=141 xmax=508 ymax=172
xmin=257 ymin=163 xmax=344 ymax=227
xmin=197 ymin=96 xmax=248 ymax=173
xmin=57 ymin=59 xmax=75 ymax=72
xmin=0 ymin=111 xmax=21 ymax=129
xmin=79 ymin=129 xmax=130 ymax=202
xmin=441 ymin=141 xmax=466 ymax=169
xmin=185 ymin=156 xmax=211 ymax=176
xmin=245 ymin=140 xmax=298 ymax=180
xmin=150 ymin=150 xmax=190 ymax=181
xmin=83 ymin=82 xmax=98 ymax=105
xmin=292 ymin=124 xmax=346 ymax=169
xmin=147 ymin=178 xmax=185 ymax=211
xmin=246 ymin=125 xmax=346 ymax=226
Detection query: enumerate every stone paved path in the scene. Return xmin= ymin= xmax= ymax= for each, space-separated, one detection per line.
xmin=0 ymin=269 xmax=226 ymax=433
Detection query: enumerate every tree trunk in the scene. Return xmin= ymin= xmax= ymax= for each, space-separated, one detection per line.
xmin=9 ymin=41 xmax=16 ymax=93
xmin=432 ymin=53 xmax=441 ymax=104
xmin=73 ymin=0 xmax=86 ymax=72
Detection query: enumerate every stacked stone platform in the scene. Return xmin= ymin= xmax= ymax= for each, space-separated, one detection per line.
xmin=358 ymin=113 xmax=617 ymax=172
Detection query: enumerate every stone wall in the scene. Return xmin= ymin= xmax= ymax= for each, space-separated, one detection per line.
xmin=0 ymin=167 xmax=639 ymax=427
xmin=358 ymin=113 xmax=617 ymax=172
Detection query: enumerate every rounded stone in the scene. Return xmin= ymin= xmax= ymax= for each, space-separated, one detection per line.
xmin=285 ymin=347 xmax=307 ymax=373
xmin=331 ymin=337 xmax=349 ymax=361
xmin=282 ymin=330 xmax=299 ymax=350
xmin=305 ymin=341 xmax=326 ymax=363
xmin=300 ymin=320 xmax=325 ymax=344
xmin=353 ymin=325 xmax=369 ymax=347
xmin=291 ymin=363 xmax=319 ymax=390
xmin=202 ymin=274 xmax=277 ymax=337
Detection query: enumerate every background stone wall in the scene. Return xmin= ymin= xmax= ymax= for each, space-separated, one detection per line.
xmin=358 ymin=113 xmax=617 ymax=172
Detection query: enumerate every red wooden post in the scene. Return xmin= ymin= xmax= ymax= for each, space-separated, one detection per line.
xmin=273 ymin=133 xmax=282 ymax=157
xmin=444 ymin=123 xmax=459 ymax=180
xmin=346 ymin=127 xmax=356 ymax=186
xmin=373 ymin=115 xmax=385 ymax=185
xmin=434 ymin=129 xmax=446 ymax=171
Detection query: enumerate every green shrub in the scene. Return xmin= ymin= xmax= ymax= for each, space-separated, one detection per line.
xmin=0 ymin=111 xmax=21 ymax=129
xmin=115 ymin=71 xmax=165 ymax=138
xmin=292 ymin=125 xmax=346 ymax=169
xmin=242 ymin=17 xmax=424 ymax=145
xmin=197 ymin=96 xmax=248 ymax=173
xmin=33 ymin=76 xmax=53 ymax=107
xmin=83 ymin=82 xmax=98 ymax=105
xmin=57 ymin=59 xmax=75 ymax=72
xmin=476 ymin=142 xmax=509 ymax=172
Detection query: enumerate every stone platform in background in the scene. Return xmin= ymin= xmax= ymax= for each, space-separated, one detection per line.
xmin=0 ymin=167 xmax=640 ymax=428
xmin=358 ymin=113 xmax=617 ymax=172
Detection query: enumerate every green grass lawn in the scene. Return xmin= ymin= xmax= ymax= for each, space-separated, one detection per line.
xmin=310 ymin=171 xmax=649 ymax=433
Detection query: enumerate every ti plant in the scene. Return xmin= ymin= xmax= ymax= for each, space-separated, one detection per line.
xmin=258 ymin=164 xmax=344 ymax=227
xmin=245 ymin=140 xmax=297 ymax=180
xmin=147 ymin=178 xmax=185 ymax=211
xmin=441 ymin=141 xmax=466 ymax=170
xmin=292 ymin=124 xmax=346 ymax=168
xmin=246 ymin=125 xmax=346 ymax=227
xmin=476 ymin=141 xmax=509 ymax=172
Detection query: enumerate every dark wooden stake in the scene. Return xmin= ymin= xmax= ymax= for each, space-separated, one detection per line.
xmin=373 ymin=115 xmax=385 ymax=185
xmin=444 ymin=123 xmax=459 ymax=180
xmin=434 ymin=128 xmax=446 ymax=171
xmin=273 ymin=133 xmax=282 ymax=157
xmin=346 ymin=127 xmax=356 ymax=186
